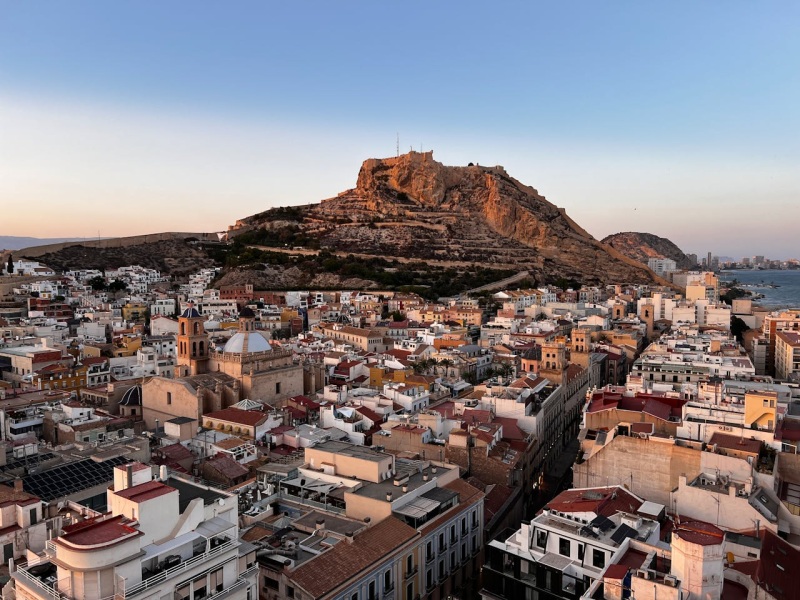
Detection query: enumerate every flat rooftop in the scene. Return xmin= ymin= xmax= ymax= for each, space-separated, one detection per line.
xmin=166 ymin=476 xmax=227 ymax=513
xmin=312 ymin=440 xmax=389 ymax=462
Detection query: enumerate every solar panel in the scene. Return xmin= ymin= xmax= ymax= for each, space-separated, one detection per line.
xmin=610 ymin=523 xmax=637 ymax=544
xmin=590 ymin=515 xmax=615 ymax=532
xmin=23 ymin=456 xmax=132 ymax=501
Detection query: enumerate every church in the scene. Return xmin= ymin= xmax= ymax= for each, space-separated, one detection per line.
xmin=142 ymin=306 xmax=303 ymax=430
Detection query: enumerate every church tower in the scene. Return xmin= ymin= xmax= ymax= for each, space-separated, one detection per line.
xmin=177 ymin=304 xmax=209 ymax=376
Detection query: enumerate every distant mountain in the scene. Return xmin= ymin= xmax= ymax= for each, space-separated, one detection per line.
xmin=0 ymin=236 xmax=84 ymax=251
xmin=601 ymin=232 xmax=694 ymax=270
xmin=228 ymin=151 xmax=664 ymax=286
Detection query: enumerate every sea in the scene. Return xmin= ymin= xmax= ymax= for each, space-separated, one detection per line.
xmin=719 ymin=269 xmax=800 ymax=308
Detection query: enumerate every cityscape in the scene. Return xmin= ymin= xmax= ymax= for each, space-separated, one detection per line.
xmin=2 ymin=4 xmax=799 ymax=600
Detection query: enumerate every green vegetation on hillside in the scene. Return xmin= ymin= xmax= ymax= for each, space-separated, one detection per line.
xmin=208 ymin=242 xmax=517 ymax=300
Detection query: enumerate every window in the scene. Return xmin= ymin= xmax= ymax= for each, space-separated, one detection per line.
xmin=407 ymin=554 xmax=414 ymax=573
xmin=351 ymin=593 xmax=358 ymax=600
xmin=472 ymin=509 xmax=478 ymax=527
xmin=210 ymin=569 xmax=223 ymax=593
xmin=264 ymin=576 xmax=278 ymax=591
xmin=426 ymin=570 xmax=433 ymax=590
xmin=559 ymin=538 xmax=570 ymax=557
xmin=426 ymin=541 xmax=433 ymax=562
xmin=167 ymin=392 xmax=172 ymax=405
xmin=439 ymin=532 xmax=445 ymax=549
xmin=461 ymin=517 xmax=467 ymax=535
xmin=176 ymin=584 xmax=190 ymax=600
xmin=406 ymin=582 xmax=414 ymax=600
xmin=384 ymin=570 xmax=392 ymax=591
xmin=287 ymin=586 xmax=295 ymax=598
xmin=193 ymin=574 xmax=207 ymax=600
xmin=438 ymin=561 xmax=444 ymax=580
xmin=368 ymin=581 xmax=375 ymax=600
xmin=450 ymin=524 xmax=456 ymax=542
xmin=592 ymin=549 xmax=605 ymax=568
xmin=276 ymin=382 xmax=281 ymax=394
xmin=577 ymin=543 xmax=585 ymax=561
xmin=536 ymin=530 xmax=548 ymax=549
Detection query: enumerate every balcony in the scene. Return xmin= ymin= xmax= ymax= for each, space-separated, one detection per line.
xmin=426 ymin=553 xmax=435 ymax=565
xmin=404 ymin=566 xmax=418 ymax=580
xmin=382 ymin=583 xmax=395 ymax=599
xmin=118 ymin=539 xmax=237 ymax=598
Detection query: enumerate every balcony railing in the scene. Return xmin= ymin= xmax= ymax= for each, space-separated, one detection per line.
xmin=118 ymin=539 xmax=237 ymax=598
xmin=15 ymin=565 xmax=67 ymax=600
xmin=404 ymin=566 xmax=418 ymax=580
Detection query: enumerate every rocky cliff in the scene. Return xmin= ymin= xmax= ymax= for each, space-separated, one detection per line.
xmin=601 ymin=232 xmax=694 ymax=270
xmin=233 ymin=151 xmax=665 ymax=285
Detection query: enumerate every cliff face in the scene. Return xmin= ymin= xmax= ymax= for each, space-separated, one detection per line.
xmin=237 ymin=152 xmax=663 ymax=285
xmin=601 ymin=232 xmax=694 ymax=270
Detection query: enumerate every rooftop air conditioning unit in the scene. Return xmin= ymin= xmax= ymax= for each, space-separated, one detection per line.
xmin=664 ymin=575 xmax=678 ymax=587
xmin=637 ymin=570 xmax=652 ymax=580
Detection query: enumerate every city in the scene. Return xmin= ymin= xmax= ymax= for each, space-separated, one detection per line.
xmin=0 ymin=257 xmax=798 ymax=600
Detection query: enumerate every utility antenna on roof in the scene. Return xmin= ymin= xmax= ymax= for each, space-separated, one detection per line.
xmin=396 ymin=133 xmax=399 ymax=157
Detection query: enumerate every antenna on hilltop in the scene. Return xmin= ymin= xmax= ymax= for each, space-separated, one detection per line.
xmin=396 ymin=133 xmax=399 ymax=157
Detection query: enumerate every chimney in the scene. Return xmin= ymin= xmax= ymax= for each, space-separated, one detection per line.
xmin=14 ymin=478 xmax=23 ymax=493
xmin=160 ymin=465 xmax=169 ymax=481
xmin=386 ymin=492 xmax=393 ymax=502
xmin=315 ymin=518 xmax=325 ymax=532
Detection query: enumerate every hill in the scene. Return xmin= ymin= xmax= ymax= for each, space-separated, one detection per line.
xmin=0 ymin=236 xmax=84 ymax=251
xmin=601 ymin=232 xmax=694 ymax=270
xmin=228 ymin=151 xmax=663 ymax=286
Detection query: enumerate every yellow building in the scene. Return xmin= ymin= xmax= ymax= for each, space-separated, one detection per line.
xmin=744 ymin=391 xmax=777 ymax=430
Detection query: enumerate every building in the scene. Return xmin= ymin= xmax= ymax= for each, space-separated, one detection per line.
xmin=10 ymin=463 xmax=257 ymax=600
xmin=774 ymin=331 xmax=800 ymax=381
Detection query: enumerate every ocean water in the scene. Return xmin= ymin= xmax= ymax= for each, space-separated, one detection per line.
xmin=719 ymin=269 xmax=800 ymax=308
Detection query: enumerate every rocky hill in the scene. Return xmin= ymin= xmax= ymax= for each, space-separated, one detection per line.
xmin=231 ymin=151 xmax=664 ymax=286
xmin=601 ymin=232 xmax=694 ymax=270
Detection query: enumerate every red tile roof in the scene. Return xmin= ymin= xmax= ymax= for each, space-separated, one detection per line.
xmin=115 ymin=480 xmax=177 ymax=503
xmin=545 ymin=486 xmax=643 ymax=517
xmin=673 ymin=520 xmax=724 ymax=547
xmin=290 ymin=517 xmax=418 ymax=598
xmin=731 ymin=529 xmax=799 ymax=600
xmin=709 ymin=432 xmax=761 ymax=455
xmin=58 ymin=515 xmax=142 ymax=547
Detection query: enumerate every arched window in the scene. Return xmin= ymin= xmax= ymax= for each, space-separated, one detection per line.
xmin=199 ymin=341 xmax=205 ymax=356
xmin=194 ymin=322 xmax=200 ymax=335
xmin=180 ymin=322 xmax=186 ymax=335
xmin=192 ymin=342 xmax=197 ymax=357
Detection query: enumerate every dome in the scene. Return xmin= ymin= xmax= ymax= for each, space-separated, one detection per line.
xmin=239 ymin=306 xmax=256 ymax=319
xmin=180 ymin=306 xmax=201 ymax=318
xmin=119 ymin=385 xmax=142 ymax=407
xmin=222 ymin=331 xmax=272 ymax=354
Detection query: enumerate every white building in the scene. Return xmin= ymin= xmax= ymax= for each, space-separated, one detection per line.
xmin=10 ymin=463 xmax=257 ymax=600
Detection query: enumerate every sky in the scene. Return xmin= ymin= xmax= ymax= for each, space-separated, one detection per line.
xmin=1 ymin=2 xmax=799 ymax=258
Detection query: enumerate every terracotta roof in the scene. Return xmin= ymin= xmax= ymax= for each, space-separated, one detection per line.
xmin=419 ymin=479 xmax=483 ymax=536
xmin=158 ymin=443 xmax=194 ymax=461
xmin=204 ymin=453 xmax=249 ymax=481
xmin=0 ymin=483 xmax=39 ymax=508
xmin=115 ymin=480 xmax=177 ymax=503
xmin=545 ymin=486 xmax=643 ymax=517
xmin=291 ymin=517 xmax=418 ymax=598
xmin=58 ymin=514 xmax=141 ymax=547
xmin=709 ymin=432 xmax=761 ymax=455
xmin=204 ymin=407 xmax=267 ymax=427
xmin=673 ymin=520 xmax=724 ymax=547
xmin=731 ymin=528 xmax=799 ymax=600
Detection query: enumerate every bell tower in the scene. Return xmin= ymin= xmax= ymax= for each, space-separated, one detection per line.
xmin=177 ymin=304 xmax=208 ymax=376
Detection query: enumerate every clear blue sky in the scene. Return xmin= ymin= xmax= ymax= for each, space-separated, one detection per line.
xmin=2 ymin=2 xmax=798 ymax=258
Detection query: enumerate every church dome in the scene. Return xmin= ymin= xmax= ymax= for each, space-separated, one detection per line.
xmin=222 ymin=331 xmax=272 ymax=354
xmin=180 ymin=306 xmax=201 ymax=318
xmin=119 ymin=385 xmax=142 ymax=407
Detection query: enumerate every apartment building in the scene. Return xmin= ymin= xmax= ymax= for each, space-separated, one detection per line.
xmin=10 ymin=463 xmax=257 ymax=600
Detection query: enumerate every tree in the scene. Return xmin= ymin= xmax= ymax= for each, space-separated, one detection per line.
xmin=6 ymin=255 xmax=13 ymax=274
xmin=390 ymin=311 xmax=406 ymax=322
xmin=88 ymin=276 xmax=107 ymax=291
xmin=731 ymin=316 xmax=750 ymax=344
xmin=108 ymin=279 xmax=128 ymax=294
